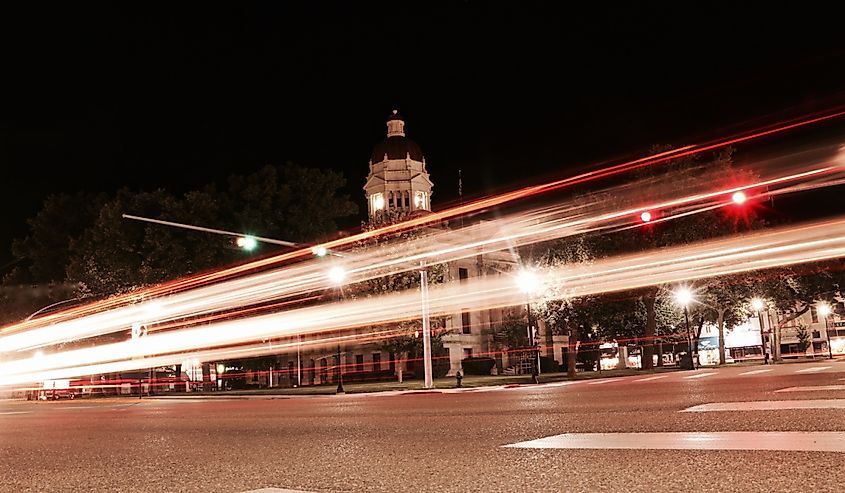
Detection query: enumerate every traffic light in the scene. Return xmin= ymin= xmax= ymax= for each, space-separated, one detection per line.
xmin=640 ymin=211 xmax=653 ymax=223
xmin=236 ymin=236 xmax=258 ymax=251
xmin=731 ymin=191 xmax=747 ymax=205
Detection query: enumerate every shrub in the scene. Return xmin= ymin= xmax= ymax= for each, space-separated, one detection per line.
xmin=539 ymin=356 xmax=559 ymax=373
xmin=461 ymin=356 xmax=496 ymax=375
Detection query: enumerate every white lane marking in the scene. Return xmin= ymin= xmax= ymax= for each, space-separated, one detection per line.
xmin=545 ymin=381 xmax=579 ymax=388
xmin=738 ymin=369 xmax=773 ymax=376
xmin=775 ymin=385 xmax=845 ymax=393
xmin=503 ymin=432 xmax=845 ymax=452
xmin=0 ymin=411 xmax=30 ymax=415
xmin=684 ymin=372 xmax=718 ymax=379
xmin=634 ymin=375 xmax=668 ymax=382
xmin=682 ymin=399 xmax=845 ymax=412
xmin=587 ymin=379 xmax=615 ymax=385
xmin=795 ymin=366 xmax=831 ymax=373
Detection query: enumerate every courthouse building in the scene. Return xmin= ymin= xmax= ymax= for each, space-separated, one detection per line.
xmin=262 ymin=111 xmax=567 ymax=386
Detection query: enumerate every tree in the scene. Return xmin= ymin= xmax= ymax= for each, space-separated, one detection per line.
xmin=523 ymin=146 xmax=764 ymax=374
xmin=347 ymin=209 xmax=450 ymax=379
xmin=6 ymin=192 xmax=106 ymax=284
xmin=693 ymin=274 xmax=755 ymax=365
xmin=13 ymin=163 xmax=358 ymax=297
xmin=795 ymin=323 xmax=811 ymax=355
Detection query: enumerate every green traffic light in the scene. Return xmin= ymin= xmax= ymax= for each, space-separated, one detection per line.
xmin=237 ymin=236 xmax=258 ymax=251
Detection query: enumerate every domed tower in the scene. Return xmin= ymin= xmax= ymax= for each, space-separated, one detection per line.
xmin=364 ymin=110 xmax=433 ymax=218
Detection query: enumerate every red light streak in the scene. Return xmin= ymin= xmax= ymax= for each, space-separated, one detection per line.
xmin=4 ymin=109 xmax=842 ymax=336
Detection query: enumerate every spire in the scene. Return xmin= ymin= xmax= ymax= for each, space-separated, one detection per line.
xmin=386 ymin=109 xmax=405 ymax=137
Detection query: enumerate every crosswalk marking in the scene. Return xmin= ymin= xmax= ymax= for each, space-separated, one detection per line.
xmin=587 ymin=379 xmax=615 ymax=385
xmin=682 ymin=399 xmax=845 ymax=412
xmin=0 ymin=411 xmax=30 ymax=415
xmin=738 ymin=369 xmax=773 ymax=376
xmin=795 ymin=366 xmax=831 ymax=373
xmin=634 ymin=375 xmax=668 ymax=382
xmin=503 ymin=431 xmax=845 ymax=452
xmin=775 ymin=385 xmax=845 ymax=393
xmin=684 ymin=372 xmax=718 ymax=379
xmin=240 ymin=489 xmax=316 ymax=493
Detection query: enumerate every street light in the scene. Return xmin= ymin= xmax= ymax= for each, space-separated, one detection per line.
xmin=327 ymin=266 xmax=347 ymax=285
xmin=517 ymin=270 xmax=542 ymax=381
xmin=674 ymin=287 xmax=695 ymax=370
xmin=751 ymin=297 xmax=768 ymax=364
xmin=327 ymin=266 xmax=347 ymax=394
xmin=419 ymin=261 xmax=434 ymax=389
xmin=818 ymin=303 xmax=834 ymax=360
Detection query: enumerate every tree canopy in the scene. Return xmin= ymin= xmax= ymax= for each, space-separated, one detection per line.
xmin=5 ymin=163 xmax=358 ymax=297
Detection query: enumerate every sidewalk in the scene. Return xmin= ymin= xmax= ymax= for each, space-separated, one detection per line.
xmin=147 ymin=367 xmax=683 ymax=399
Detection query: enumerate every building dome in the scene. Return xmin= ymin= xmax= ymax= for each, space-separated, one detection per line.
xmin=370 ymin=136 xmax=424 ymax=162
xmin=369 ymin=110 xmax=424 ymax=163
xmin=363 ymin=109 xmax=433 ymax=218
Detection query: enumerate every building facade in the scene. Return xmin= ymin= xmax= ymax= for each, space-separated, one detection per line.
xmin=263 ymin=111 xmax=563 ymax=386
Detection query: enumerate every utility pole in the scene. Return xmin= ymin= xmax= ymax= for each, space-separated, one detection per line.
xmin=420 ymin=261 xmax=433 ymax=389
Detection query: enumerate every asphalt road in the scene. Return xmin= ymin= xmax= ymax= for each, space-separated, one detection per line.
xmin=2 ymin=361 xmax=845 ymax=493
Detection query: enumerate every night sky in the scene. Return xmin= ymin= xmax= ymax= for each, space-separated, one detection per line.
xmin=2 ymin=3 xmax=844 ymax=267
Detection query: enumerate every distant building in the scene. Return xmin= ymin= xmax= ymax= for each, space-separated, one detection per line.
xmin=264 ymin=111 xmax=566 ymax=387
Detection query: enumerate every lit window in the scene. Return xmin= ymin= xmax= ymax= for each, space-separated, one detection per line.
xmin=414 ymin=191 xmax=427 ymax=209
xmin=371 ymin=193 xmax=384 ymax=211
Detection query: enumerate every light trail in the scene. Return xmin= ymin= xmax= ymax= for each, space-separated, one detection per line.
xmin=5 ymin=215 xmax=845 ymax=385
xmin=1 ymin=153 xmax=842 ymax=355
xmin=5 ymin=109 xmax=843 ymax=333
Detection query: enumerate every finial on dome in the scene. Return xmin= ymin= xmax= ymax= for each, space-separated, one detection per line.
xmin=386 ymin=110 xmax=405 ymax=137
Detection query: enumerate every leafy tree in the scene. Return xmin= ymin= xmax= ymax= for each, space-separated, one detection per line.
xmin=795 ymin=323 xmax=811 ymax=354
xmin=691 ymin=274 xmax=755 ymax=364
xmin=13 ymin=163 xmax=358 ymax=297
xmin=493 ymin=309 xmax=531 ymax=350
xmin=6 ymin=192 xmax=106 ymax=284
xmin=602 ymin=147 xmax=762 ymax=368
xmin=348 ymin=209 xmax=450 ymax=378
xmin=760 ymin=260 xmax=845 ymax=326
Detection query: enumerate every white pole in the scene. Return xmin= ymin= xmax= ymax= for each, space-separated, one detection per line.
xmin=296 ymin=335 xmax=302 ymax=387
xmin=420 ymin=261 xmax=433 ymax=389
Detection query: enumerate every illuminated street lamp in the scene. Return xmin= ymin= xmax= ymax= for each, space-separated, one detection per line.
xmin=674 ymin=287 xmax=695 ymax=370
xmin=327 ymin=266 xmax=347 ymax=285
xmin=818 ymin=303 xmax=834 ymax=360
xmin=751 ymin=297 xmax=769 ymax=364
xmin=517 ymin=270 xmax=542 ymax=381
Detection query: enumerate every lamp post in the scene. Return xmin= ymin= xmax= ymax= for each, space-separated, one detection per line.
xmin=675 ymin=287 xmax=695 ymax=370
xmin=818 ymin=303 xmax=834 ymax=360
xmin=751 ymin=298 xmax=768 ymax=363
xmin=25 ymin=295 xmax=95 ymax=321
xmin=420 ymin=261 xmax=434 ymax=389
xmin=517 ymin=270 xmax=542 ymax=381
xmin=327 ymin=266 xmax=347 ymax=394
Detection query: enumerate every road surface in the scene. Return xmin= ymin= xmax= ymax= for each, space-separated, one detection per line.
xmin=2 ymin=361 xmax=844 ymax=492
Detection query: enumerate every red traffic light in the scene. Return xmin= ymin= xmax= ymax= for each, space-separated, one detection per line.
xmin=731 ymin=191 xmax=747 ymax=205
xmin=640 ymin=211 xmax=652 ymax=223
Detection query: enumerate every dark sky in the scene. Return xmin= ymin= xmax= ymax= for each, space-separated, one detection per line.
xmin=2 ymin=3 xmax=845 ymax=266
